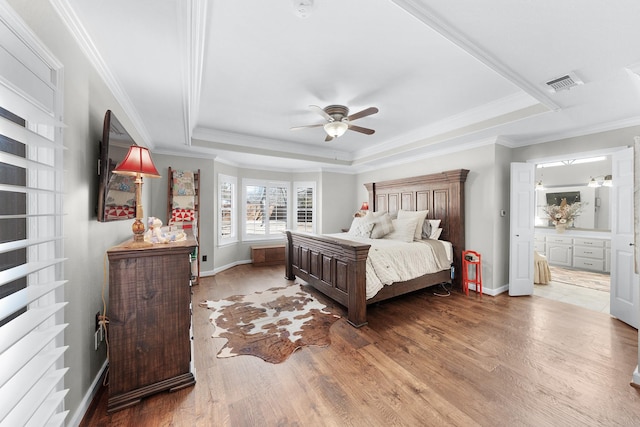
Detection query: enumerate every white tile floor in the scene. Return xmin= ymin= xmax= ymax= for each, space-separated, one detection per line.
xmin=534 ymin=280 xmax=610 ymax=313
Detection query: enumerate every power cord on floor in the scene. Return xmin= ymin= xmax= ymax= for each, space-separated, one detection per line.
xmin=433 ymin=282 xmax=452 ymax=297
xmin=101 ymin=252 xmax=110 ymax=387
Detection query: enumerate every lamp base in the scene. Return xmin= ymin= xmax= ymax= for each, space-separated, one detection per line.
xmin=124 ymin=218 xmax=153 ymax=248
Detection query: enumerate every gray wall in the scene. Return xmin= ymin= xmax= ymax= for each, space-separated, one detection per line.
xmin=319 ymin=171 xmax=357 ymax=233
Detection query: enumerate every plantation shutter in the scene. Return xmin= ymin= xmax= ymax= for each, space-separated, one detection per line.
xmin=0 ymin=4 xmax=68 ymax=426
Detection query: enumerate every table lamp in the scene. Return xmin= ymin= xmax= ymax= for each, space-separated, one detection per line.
xmin=113 ymin=145 xmax=160 ymax=246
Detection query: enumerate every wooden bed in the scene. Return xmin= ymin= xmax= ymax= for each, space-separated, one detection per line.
xmin=285 ymin=169 xmax=469 ymax=327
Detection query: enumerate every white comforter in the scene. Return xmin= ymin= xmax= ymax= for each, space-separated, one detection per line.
xmin=327 ymin=234 xmax=453 ymax=299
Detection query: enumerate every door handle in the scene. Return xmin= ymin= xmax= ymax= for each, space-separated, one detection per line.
xmin=630 ymin=243 xmax=635 ymax=246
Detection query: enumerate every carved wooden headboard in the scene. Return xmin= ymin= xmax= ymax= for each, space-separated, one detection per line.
xmin=364 ymin=169 xmax=469 ymax=281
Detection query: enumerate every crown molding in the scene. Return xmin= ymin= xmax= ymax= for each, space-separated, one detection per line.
xmin=192 ymin=126 xmax=353 ymax=161
xmin=177 ymin=0 xmax=208 ymax=146
xmin=516 ymin=116 xmax=640 ymax=147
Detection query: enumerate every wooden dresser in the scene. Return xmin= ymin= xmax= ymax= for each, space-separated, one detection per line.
xmin=106 ymin=234 xmax=197 ymax=412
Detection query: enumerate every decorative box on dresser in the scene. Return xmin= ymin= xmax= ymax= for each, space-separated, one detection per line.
xmin=106 ymin=233 xmax=197 ymax=412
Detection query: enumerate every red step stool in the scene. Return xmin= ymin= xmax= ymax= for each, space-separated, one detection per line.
xmin=462 ymin=250 xmax=482 ymax=297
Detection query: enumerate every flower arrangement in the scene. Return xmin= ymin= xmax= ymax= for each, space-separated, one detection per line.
xmin=542 ymin=198 xmax=582 ymax=229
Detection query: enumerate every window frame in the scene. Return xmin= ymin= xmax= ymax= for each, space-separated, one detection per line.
xmin=241 ymin=178 xmax=291 ymax=242
xmin=218 ymin=174 xmax=237 ymax=245
xmin=293 ymin=181 xmax=317 ymax=233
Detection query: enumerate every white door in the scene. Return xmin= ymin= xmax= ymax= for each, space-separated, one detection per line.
xmin=509 ymin=162 xmax=535 ymax=296
xmin=610 ymin=147 xmax=638 ymax=328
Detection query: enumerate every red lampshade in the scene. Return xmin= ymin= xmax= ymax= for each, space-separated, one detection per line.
xmin=360 ymin=202 xmax=369 ymax=211
xmin=113 ymin=145 xmax=160 ymax=177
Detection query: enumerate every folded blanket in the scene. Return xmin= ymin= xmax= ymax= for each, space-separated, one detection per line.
xmin=172 ymin=195 xmax=195 ymax=210
xmin=172 ymin=170 xmax=195 ymax=196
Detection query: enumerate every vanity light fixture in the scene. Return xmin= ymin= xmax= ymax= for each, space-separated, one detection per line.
xmin=535 ymin=180 xmax=544 ymax=191
xmin=588 ymin=175 xmax=613 ymax=188
xmin=113 ymin=145 xmax=161 ymax=246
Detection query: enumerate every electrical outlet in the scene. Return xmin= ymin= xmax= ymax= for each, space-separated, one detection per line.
xmin=94 ymin=330 xmax=99 ymax=350
xmin=95 ymin=312 xmax=100 ymax=331
xmin=202 ymin=255 xmax=207 ymax=262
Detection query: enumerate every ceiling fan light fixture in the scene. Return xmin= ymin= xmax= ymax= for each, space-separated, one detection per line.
xmin=324 ymin=121 xmax=348 ymax=138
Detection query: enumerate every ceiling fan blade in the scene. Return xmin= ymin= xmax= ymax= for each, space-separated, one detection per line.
xmin=348 ymin=124 xmax=375 ymax=135
xmin=290 ymin=123 xmax=324 ymax=131
xmin=325 ymin=134 xmax=334 ymax=142
xmin=310 ymin=105 xmax=333 ymax=122
xmin=347 ymin=107 xmax=378 ymax=121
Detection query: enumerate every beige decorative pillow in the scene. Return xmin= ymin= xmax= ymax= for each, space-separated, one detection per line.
xmin=370 ymin=213 xmax=394 ymax=239
xmin=384 ymin=218 xmax=418 ymax=243
xmin=348 ymin=216 xmax=374 ymax=238
xmin=397 ymin=210 xmax=428 ymax=241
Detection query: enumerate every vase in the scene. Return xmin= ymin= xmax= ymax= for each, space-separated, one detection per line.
xmin=555 ymin=224 xmax=566 ymax=234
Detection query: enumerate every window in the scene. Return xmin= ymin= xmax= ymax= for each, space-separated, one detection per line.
xmin=218 ymin=174 xmax=236 ymax=244
xmin=0 ymin=9 xmax=67 ymax=425
xmin=243 ymin=179 xmax=290 ymax=239
xmin=294 ymin=182 xmax=316 ymax=233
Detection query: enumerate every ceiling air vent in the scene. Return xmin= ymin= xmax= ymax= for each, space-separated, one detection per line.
xmin=545 ymin=72 xmax=584 ymax=93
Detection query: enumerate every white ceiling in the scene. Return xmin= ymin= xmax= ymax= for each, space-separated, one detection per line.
xmin=54 ymin=0 xmax=640 ymax=171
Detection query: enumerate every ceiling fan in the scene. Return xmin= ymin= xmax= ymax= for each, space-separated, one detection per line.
xmin=290 ymin=105 xmax=379 ymax=142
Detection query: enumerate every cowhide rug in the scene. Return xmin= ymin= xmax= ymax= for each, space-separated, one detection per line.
xmin=199 ymin=284 xmax=340 ymax=363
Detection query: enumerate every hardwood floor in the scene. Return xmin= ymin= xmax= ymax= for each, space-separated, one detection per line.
xmin=81 ymin=264 xmax=640 ymax=426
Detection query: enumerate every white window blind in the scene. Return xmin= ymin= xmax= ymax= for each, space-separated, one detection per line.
xmin=0 ymin=4 xmax=68 ymax=426
xmin=218 ymin=174 xmax=236 ymax=244
xmin=242 ymin=179 xmax=289 ymax=240
xmin=294 ymin=182 xmax=316 ymax=233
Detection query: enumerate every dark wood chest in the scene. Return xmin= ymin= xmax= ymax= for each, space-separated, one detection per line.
xmin=106 ymin=235 xmax=197 ymax=412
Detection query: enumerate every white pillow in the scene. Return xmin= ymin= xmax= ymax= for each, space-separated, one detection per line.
xmin=348 ymin=216 xmax=374 ymax=237
xmin=397 ymin=210 xmax=428 ymax=241
xmin=370 ymin=213 xmax=394 ymax=239
xmin=384 ymin=218 xmax=418 ymax=243
xmin=431 ymin=227 xmax=443 ymax=240
xmin=365 ymin=210 xmax=386 ymax=219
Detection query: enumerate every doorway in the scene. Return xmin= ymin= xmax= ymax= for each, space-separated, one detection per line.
xmin=534 ymin=266 xmax=610 ymax=313
xmin=532 ymin=154 xmax=612 ymax=313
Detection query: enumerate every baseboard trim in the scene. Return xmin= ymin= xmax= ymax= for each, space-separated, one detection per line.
xmin=67 ymin=360 xmax=108 ymax=427
xmin=466 ymin=283 xmax=508 ymax=296
xmin=203 ymin=259 xmax=252 ymax=276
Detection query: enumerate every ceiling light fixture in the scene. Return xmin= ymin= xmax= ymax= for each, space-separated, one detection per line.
xmin=324 ymin=121 xmax=348 ymax=139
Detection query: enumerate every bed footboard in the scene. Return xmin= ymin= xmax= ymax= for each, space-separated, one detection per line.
xmin=285 ymin=231 xmax=371 ymax=327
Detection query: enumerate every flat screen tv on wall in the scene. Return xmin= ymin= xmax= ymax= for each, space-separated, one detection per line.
xmin=96 ymin=110 xmax=137 ymax=222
